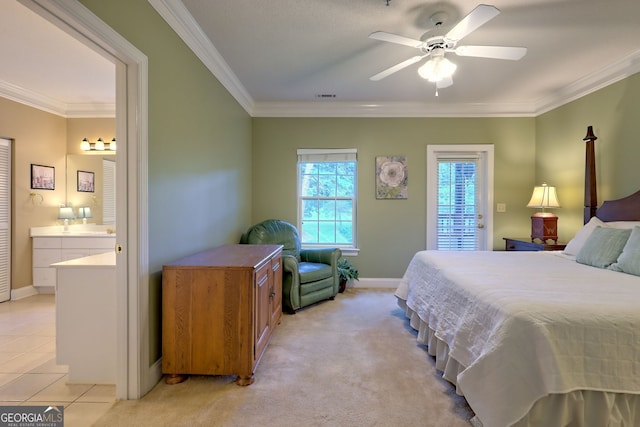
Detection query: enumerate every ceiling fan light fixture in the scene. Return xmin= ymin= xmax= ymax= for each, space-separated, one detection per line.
xmin=418 ymin=49 xmax=457 ymax=82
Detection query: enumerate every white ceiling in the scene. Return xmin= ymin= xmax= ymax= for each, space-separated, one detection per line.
xmin=0 ymin=1 xmax=115 ymax=118
xmin=3 ymin=0 xmax=640 ymax=118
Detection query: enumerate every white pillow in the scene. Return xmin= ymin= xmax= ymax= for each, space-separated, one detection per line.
xmin=564 ymin=217 xmax=640 ymax=256
xmin=603 ymin=221 xmax=640 ymax=229
xmin=563 ymin=216 xmax=603 ymax=256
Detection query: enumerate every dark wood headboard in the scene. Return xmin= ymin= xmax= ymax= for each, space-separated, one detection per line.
xmin=584 ymin=125 xmax=640 ymax=223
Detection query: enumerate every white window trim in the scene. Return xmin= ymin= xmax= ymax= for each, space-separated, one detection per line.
xmin=297 ymin=148 xmax=358 ymax=251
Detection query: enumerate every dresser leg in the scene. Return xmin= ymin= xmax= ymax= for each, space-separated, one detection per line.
xmin=165 ymin=374 xmax=187 ymax=385
xmin=236 ymin=374 xmax=254 ymax=386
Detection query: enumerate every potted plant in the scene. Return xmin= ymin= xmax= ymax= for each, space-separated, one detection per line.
xmin=337 ymin=257 xmax=359 ymax=293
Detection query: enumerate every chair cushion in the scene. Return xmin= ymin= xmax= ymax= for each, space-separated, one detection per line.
xmin=298 ymin=262 xmax=332 ymax=283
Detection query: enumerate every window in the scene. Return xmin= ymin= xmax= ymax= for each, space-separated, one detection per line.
xmin=436 ymin=160 xmax=478 ymax=250
xmin=297 ymin=148 xmax=357 ymax=250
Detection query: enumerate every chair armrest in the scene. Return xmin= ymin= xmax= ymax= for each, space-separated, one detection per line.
xmin=301 ymin=248 xmax=342 ymax=296
xmin=300 ymin=248 xmax=341 ymax=265
xmin=282 ymin=254 xmax=299 ymax=274
xmin=281 ymin=255 xmax=301 ymax=311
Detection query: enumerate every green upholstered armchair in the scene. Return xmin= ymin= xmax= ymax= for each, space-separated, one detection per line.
xmin=240 ymin=219 xmax=341 ymax=313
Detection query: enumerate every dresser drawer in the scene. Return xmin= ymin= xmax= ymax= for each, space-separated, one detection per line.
xmin=62 ymin=237 xmax=115 ymax=249
xmin=33 ymin=267 xmax=56 ymax=287
xmin=33 ymin=248 xmax=62 ymax=267
xmin=33 ymin=237 xmax=62 ymax=249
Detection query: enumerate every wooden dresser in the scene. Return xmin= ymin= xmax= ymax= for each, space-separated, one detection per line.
xmin=162 ymin=244 xmax=283 ymax=386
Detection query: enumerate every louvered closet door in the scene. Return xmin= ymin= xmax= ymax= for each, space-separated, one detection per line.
xmin=0 ymin=138 xmax=11 ymax=302
xmin=103 ymin=158 xmax=115 ymax=225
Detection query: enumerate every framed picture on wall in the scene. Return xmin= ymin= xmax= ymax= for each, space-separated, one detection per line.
xmin=375 ymin=156 xmax=408 ymax=199
xmin=77 ymin=170 xmax=95 ymax=193
xmin=31 ymin=164 xmax=55 ymax=190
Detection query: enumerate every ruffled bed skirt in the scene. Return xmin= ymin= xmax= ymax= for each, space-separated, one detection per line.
xmin=397 ymin=297 xmax=640 ymax=427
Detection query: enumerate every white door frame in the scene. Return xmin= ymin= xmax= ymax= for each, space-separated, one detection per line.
xmin=21 ymin=0 xmax=153 ymax=398
xmin=426 ymin=144 xmax=494 ymax=251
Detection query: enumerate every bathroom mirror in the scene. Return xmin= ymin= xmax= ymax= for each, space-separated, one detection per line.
xmin=65 ymin=154 xmax=116 ymax=225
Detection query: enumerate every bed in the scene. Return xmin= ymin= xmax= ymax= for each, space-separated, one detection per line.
xmin=395 ymin=126 xmax=640 ymax=427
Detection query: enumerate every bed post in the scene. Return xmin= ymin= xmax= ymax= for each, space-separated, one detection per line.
xmin=583 ymin=126 xmax=598 ymax=223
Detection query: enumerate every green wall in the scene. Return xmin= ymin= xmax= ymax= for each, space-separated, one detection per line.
xmin=536 ymin=72 xmax=640 ymax=241
xmin=81 ymin=0 xmax=253 ymax=364
xmin=252 ymin=117 xmax=536 ymax=278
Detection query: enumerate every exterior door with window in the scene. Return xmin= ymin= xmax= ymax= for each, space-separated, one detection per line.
xmin=426 ymin=145 xmax=494 ymax=251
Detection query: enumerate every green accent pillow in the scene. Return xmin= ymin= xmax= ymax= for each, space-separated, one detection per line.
xmin=576 ymin=226 xmax=632 ymax=269
xmin=609 ymin=226 xmax=640 ymax=276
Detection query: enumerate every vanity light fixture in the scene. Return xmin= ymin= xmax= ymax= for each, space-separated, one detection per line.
xmin=81 ymin=137 xmax=116 ymax=151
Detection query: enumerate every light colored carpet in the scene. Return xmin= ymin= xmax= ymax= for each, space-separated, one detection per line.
xmin=95 ymin=289 xmax=473 ymax=426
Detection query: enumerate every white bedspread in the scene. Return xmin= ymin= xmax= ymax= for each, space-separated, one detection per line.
xmin=395 ymin=250 xmax=640 ymax=427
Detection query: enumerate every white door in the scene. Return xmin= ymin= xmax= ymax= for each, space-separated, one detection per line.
xmin=0 ymin=138 xmax=10 ymax=302
xmin=426 ymin=145 xmax=494 ymax=250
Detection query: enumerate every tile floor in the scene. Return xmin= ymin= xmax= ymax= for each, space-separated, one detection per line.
xmin=0 ymin=293 xmax=115 ymax=426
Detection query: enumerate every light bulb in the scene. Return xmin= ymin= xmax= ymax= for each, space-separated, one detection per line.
xmin=418 ymin=49 xmax=457 ymax=82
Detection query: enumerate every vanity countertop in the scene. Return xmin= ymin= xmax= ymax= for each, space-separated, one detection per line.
xmin=30 ymin=225 xmax=116 ymax=237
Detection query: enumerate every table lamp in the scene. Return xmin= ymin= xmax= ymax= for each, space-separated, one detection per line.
xmin=58 ymin=206 xmax=76 ymax=232
xmin=77 ymin=206 xmax=93 ymax=225
xmin=526 ymin=183 xmax=560 ymax=243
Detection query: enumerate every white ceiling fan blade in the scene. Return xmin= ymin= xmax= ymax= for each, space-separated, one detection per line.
xmin=370 ymin=55 xmax=427 ymax=81
xmin=436 ymin=76 xmax=453 ymax=89
xmin=369 ymin=31 xmax=423 ymax=48
xmin=454 ymin=45 xmax=527 ymax=60
xmin=445 ymin=4 xmax=500 ymax=43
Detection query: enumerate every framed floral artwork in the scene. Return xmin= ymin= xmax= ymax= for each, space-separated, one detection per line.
xmin=376 ymin=156 xmax=407 ymax=199
xmin=31 ymin=164 xmax=55 ymax=190
xmin=77 ymin=170 xmax=95 ymax=192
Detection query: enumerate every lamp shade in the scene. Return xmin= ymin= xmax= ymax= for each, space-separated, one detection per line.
xmin=526 ymin=183 xmax=560 ymax=209
xmin=57 ymin=206 xmax=76 ymax=220
xmin=77 ymin=207 xmax=93 ymax=219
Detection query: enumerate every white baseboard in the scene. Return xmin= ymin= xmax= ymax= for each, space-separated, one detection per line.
xmin=11 ymin=285 xmax=39 ymax=300
xmin=349 ymin=277 xmax=401 ymax=289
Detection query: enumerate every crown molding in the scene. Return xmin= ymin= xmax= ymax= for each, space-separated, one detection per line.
xmin=148 ymin=0 xmax=254 ymax=113
xmin=251 ymin=101 xmax=538 ymax=118
xmin=534 ymin=49 xmax=640 ymax=115
xmin=0 ymin=80 xmax=115 ymax=118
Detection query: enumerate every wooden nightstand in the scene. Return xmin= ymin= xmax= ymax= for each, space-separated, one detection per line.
xmin=503 ymin=237 xmax=566 ymax=252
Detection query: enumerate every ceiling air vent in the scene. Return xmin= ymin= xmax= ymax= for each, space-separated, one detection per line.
xmin=315 ymin=94 xmax=337 ymax=99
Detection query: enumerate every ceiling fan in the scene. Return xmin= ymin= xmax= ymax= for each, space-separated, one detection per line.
xmin=369 ymin=4 xmax=527 ymax=92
